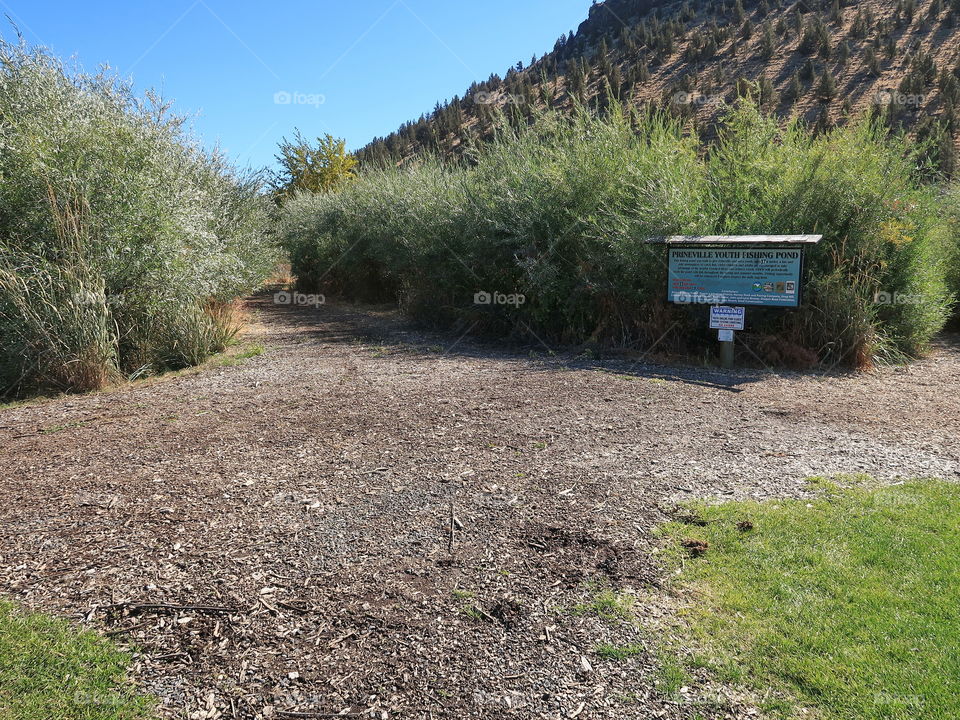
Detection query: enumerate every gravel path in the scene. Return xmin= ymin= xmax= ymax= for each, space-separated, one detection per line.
xmin=1 ymin=296 xmax=958 ymax=720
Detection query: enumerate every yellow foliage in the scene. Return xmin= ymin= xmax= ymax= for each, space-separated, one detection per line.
xmin=275 ymin=132 xmax=357 ymax=198
xmin=878 ymin=219 xmax=914 ymax=246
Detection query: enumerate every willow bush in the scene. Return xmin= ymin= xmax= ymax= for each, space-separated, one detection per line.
xmin=279 ymin=102 xmax=957 ymax=368
xmin=0 ymin=40 xmax=277 ymax=397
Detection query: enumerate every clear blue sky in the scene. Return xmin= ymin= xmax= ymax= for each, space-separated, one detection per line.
xmin=1 ymin=0 xmax=591 ymax=172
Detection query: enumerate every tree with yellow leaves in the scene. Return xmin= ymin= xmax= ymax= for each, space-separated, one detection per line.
xmin=274 ymin=131 xmax=357 ymax=199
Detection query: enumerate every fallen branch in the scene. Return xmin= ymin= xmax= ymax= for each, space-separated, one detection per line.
xmin=448 ymin=501 xmax=456 ymax=553
xmin=101 ymin=602 xmax=244 ymax=616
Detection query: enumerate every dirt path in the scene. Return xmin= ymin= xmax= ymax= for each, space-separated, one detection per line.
xmin=2 ymin=297 xmax=959 ymax=720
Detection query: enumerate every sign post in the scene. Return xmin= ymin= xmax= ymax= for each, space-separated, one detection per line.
xmin=650 ymin=235 xmax=823 ymax=369
xmin=709 ymin=306 xmax=745 ymax=369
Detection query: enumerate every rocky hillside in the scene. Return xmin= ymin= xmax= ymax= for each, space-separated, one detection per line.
xmin=357 ymin=0 xmax=960 ymax=173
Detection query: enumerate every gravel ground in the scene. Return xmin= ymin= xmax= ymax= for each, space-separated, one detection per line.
xmin=1 ymin=296 xmax=958 ymax=720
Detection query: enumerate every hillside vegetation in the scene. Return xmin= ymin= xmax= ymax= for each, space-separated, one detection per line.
xmin=0 ymin=41 xmax=277 ymax=397
xmin=359 ymin=0 xmax=960 ymax=173
xmin=280 ymin=103 xmax=958 ymax=368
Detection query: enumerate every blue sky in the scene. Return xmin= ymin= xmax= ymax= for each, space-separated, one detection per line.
xmin=2 ymin=1 xmax=591 ymax=172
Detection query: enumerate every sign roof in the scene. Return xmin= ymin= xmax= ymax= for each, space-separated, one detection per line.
xmin=648 ymin=235 xmax=823 ymax=244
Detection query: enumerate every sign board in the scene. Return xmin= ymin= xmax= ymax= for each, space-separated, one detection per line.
xmin=709 ymin=305 xmax=745 ymax=331
xmin=718 ymin=329 xmax=734 ymax=342
xmin=668 ymin=247 xmax=803 ymax=307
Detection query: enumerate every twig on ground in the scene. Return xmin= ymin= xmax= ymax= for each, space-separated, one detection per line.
xmin=102 ymin=602 xmax=244 ymax=615
xmin=448 ymin=501 xmax=456 ymax=554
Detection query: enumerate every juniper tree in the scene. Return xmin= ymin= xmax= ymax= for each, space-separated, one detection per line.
xmin=866 ymin=47 xmax=881 ymax=76
xmin=837 ymin=40 xmax=850 ymax=65
xmin=814 ymin=105 xmax=834 ymax=135
xmin=799 ymin=19 xmax=820 ymax=53
xmin=831 ymin=0 xmax=842 ymax=23
xmin=760 ymin=21 xmax=775 ymax=59
xmin=817 ymin=68 xmax=838 ymax=101
xmin=758 ymin=74 xmax=777 ymax=107
xmin=885 ymin=36 xmax=898 ymax=59
xmin=784 ymin=71 xmax=803 ymax=101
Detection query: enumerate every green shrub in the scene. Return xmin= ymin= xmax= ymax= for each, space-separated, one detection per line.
xmin=944 ymin=186 xmax=960 ymax=328
xmin=279 ymin=102 xmax=957 ymax=368
xmin=0 ymin=40 xmax=277 ymax=396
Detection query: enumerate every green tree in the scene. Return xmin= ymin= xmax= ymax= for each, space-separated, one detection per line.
xmin=274 ymin=132 xmax=358 ymax=199
xmin=784 ymin=71 xmax=804 ymax=101
xmin=817 ymin=68 xmax=838 ymax=101
xmin=760 ymin=21 xmax=775 ymax=59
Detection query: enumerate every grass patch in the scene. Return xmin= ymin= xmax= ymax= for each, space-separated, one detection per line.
xmin=216 ymin=343 xmax=265 ymax=367
xmin=659 ymin=479 xmax=960 ymax=719
xmin=595 ymin=643 xmax=644 ymax=661
xmin=571 ymin=589 xmax=635 ymax=621
xmin=0 ymin=601 xmax=153 ymax=719
xmin=39 ymin=421 xmax=87 ymax=435
xmin=461 ymin=606 xmax=484 ymax=621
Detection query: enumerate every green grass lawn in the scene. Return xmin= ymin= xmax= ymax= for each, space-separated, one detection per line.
xmin=659 ymin=478 xmax=960 ymax=720
xmin=0 ymin=601 xmax=153 ymax=719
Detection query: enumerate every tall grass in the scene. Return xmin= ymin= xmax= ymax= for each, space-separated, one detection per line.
xmin=0 ymin=39 xmax=277 ymax=397
xmin=279 ymin=102 xmax=957 ymax=368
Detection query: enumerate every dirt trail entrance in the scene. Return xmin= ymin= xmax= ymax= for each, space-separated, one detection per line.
xmin=2 ymin=296 xmax=958 ymax=719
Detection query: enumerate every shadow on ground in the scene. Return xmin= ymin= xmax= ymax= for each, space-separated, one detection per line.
xmin=251 ymin=292 xmax=832 ymax=394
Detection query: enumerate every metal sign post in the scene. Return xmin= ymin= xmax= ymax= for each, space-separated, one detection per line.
xmin=710 ymin=306 xmax=744 ymax=368
xmin=720 ymin=333 xmax=735 ymax=368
